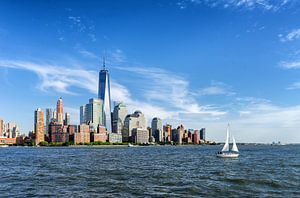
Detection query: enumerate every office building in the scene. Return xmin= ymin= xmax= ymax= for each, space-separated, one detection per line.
xmin=80 ymin=105 xmax=86 ymax=124
xmin=132 ymin=128 xmax=149 ymax=144
xmin=34 ymin=108 xmax=44 ymax=145
xmin=112 ymin=102 xmax=128 ymax=134
xmin=64 ymin=112 xmax=70 ymax=126
xmin=0 ymin=118 xmax=3 ymax=137
xmin=98 ymin=58 xmax=112 ymax=132
xmin=72 ymin=124 xmax=90 ymax=144
xmin=152 ymin=117 xmax=163 ymax=142
xmin=45 ymin=108 xmax=52 ymax=135
xmin=48 ymin=122 xmax=69 ymax=143
xmin=52 ymin=109 xmax=57 ymax=122
xmin=123 ymin=110 xmax=147 ymax=142
xmin=172 ymin=125 xmax=184 ymax=144
xmin=56 ymin=97 xmax=63 ymax=124
xmin=200 ymin=128 xmax=206 ymax=140
xmin=5 ymin=122 xmax=19 ymax=138
xmin=83 ymin=98 xmax=103 ymax=130
xmin=193 ymin=130 xmax=200 ymax=144
xmin=163 ymin=124 xmax=172 ymax=142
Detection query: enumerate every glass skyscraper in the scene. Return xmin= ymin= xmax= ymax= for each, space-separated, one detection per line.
xmin=98 ymin=60 xmax=112 ymax=132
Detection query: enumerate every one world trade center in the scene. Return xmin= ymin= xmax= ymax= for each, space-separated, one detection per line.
xmin=98 ymin=58 xmax=112 ymax=132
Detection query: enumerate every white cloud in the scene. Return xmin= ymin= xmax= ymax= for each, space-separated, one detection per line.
xmin=67 ymin=16 xmax=97 ymax=42
xmin=198 ymin=80 xmax=235 ymax=96
xmin=114 ymin=66 xmax=227 ymax=117
xmin=279 ymin=28 xmax=300 ymax=42
xmin=179 ymin=0 xmax=294 ymax=11
xmin=279 ymin=61 xmax=300 ymax=69
xmin=287 ymin=82 xmax=300 ymax=90
xmin=0 ymin=60 xmax=98 ymax=94
xmin=78 ymin=49 xmax=98 ymax=59
xmin=279 ymin=60 xmax=300 ymax=90
xmin=188 ymin=97 xmax=300 ymax=143
xmin=109 ymin=49 xmax=126 ymax=63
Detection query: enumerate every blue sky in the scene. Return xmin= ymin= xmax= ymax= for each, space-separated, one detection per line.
xmin=1 ymin=0 xmax=300 ymax=143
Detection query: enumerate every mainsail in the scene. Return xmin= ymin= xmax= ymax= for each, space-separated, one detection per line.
xmin=231 ymin=135 xmax=239 ymax=152
xmin=221 ymin=125 xmax=230 ymax=152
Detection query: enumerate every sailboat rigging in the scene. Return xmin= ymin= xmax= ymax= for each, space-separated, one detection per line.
xmin=216 ymin=124 xmax=239 ymax=158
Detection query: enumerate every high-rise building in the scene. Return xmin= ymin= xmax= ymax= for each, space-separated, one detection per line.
xmin=112 ymin=102 xmax=128 ymax=134
xmin=56 ymin=97 xmax=63 ymax=124
xmin=48 ymin=122 xmax=68 ymax=143
xmin=151 ymin=117 xmax=163 ymax=142
xmin=53 ymin=109 xmax=57 ymax=122
xmin=98 ymin=59 xmax=112 ymax=132
xmin=45 ymin=108 xmax=52 ymax=135
xmin=200 ymin=128 xmax=206 ymax=140
xmin=64 ymin=112 xmax=70 ymax=126
xmin=80 ymin=105 xmax=86 ymax=124
xmin=163 ymin=124 xmax=172 ymax=142
xmin=0 ymin=118 xmax=3 ymax=137
xmin=84 ymin=98 xmax=103 ymax=130
xmin=34 ymin=108 xmax=44 ymax=145
xmin=5 ymin=122 xmax=19 ymax=138
xmin=172 ymin=125 xmax=184 ymax=144
xmin=123 ymin=110 xmax=147 ymax=142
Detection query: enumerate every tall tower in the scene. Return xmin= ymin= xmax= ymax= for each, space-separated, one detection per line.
xmin=64 ymin=112 xmax=70 ymax=126
xmin=98 ymin=58 xmax=112 ymax=132
xmin=0 ymin=118 xmax=3 ymax=137
xmin=34 ymin=108 xmax=44 ymax=145
xmin=151 ymin=117 xmax=163 ymax=142
xmin=112 ymin=102 xmax=128 ymax=134
xmin=56 ymin=97 xmax=63 ymax=124
xmin=80 ymin=105 xmax=86 ymax=124
xmin=45 ymin=108 xmax=52 ymax=135
xmin=85 ymin=98 xmax=103 ymax=130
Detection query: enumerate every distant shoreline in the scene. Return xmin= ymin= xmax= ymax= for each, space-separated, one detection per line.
xmin=1 ymin=143 xmax=299 ymax=148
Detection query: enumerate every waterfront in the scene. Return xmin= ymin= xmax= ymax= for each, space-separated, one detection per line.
xmin=0 ymin=145 xmax=299 ymax=197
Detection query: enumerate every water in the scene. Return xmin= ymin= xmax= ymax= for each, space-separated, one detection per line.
xmin=0 ymin=145 xmax=299 ymax=197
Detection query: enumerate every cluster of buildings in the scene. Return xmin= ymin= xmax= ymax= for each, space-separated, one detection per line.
xmin=0 ymin=119 xmax=21 ymax=145
xmin=1 ymin=59 xmax=206 ymax=146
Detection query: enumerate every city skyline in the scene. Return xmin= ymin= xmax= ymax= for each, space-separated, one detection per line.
xmin=1 ymin=0 xmax=300 ymax=143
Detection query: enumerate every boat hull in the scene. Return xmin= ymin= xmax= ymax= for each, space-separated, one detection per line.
xmin=216 ymin=153 xmax=239 ymax=158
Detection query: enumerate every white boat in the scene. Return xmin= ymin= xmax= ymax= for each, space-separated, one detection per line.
xmin=128 ymin=143 xmax=137 ymax=147
xmin=216 ymin=124 xmax=239 ymax=158
xmin=0 ymin=145 xmax=9 ymax=148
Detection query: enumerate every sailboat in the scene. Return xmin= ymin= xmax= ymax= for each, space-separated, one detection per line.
xmin=216 ymin=124 xmax=239 ymax=158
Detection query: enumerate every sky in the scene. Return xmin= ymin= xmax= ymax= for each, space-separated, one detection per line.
xmin=1 ymin=0 xmax=300 ymax=143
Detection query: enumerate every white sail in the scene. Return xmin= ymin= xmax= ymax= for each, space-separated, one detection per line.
xmin=231 ymin=135 xmax=239 ymax=152
xmin=221 ymin=125 xmax=230 ymax=152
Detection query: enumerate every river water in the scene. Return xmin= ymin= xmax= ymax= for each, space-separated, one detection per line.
xmin=0 ymin=145 xmax=299 ymax=197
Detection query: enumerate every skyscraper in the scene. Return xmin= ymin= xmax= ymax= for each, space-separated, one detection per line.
xmin=64 ymin=112 xmax=70 ymax=126
xmin=56 ymin=97 xmax=63 ymax=124
xmin=5 ymin=122 xmax=19 ymax=138
xmin=123 ymin=110 xmax=147 ymax=142
xmin=0 ymin=118 xmax=3 ymax=137
xmin=80 ymin=105 xmax=86 ymax=124
xmin=200 ymin=128 xmax=206 ymax=140
xmin=84 ymin=98 xmax=103 ymax=130
xmin=45 ymin=108 xmax=52 ymax=135
xmin=53 ymin=109 xmax=57 ymax=122
xmin=34 ymin=108 xmax=44 ymax=145
xmin=98 ymin=59 xmax=112 ymax=132
xmin=112 ymin=102 xmax=128 ymax=134
xmin=152 ymin=117 xmax=163 ymax=142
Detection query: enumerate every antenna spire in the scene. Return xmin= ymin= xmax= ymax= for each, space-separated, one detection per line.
xmin=103 ymin=56 xmax=106 ymax=70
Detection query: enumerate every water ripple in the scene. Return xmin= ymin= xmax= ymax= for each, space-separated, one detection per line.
xmin=0 ymin=145 xmax=299 ymax=197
